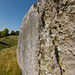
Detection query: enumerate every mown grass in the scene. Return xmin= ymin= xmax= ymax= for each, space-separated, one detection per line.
xmin=0 ymin=35 xmax=18 ymax=51
xmin=0 ymin=46 xmax=22 ymax=75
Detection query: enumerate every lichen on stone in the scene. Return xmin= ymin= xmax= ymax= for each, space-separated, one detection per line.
xmin=17 ymin=0 xmax=75 ymax=75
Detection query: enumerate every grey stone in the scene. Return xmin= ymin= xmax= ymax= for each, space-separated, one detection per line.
xmin=17 ymin=4 xmax=42 ymax=75
xmin=17 ymin=0 xmax=75 ymax=75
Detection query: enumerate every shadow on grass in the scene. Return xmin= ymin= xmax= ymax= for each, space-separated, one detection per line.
xmin=0 ymin=41 xmax=8 ymax=45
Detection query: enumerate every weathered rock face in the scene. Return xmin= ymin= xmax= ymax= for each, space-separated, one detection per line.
xmin=17 ymin=0 xmax=75 ymax=75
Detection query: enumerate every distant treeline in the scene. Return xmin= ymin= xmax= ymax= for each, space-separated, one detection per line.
xmin=0 ymin=28 xmax=19 ymax=37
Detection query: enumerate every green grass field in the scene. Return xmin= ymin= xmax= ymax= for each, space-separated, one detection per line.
xmin=0 ymin=36 xmax=22 ymax=75
xmin=0 ymin=35 xmax=18 ymax=51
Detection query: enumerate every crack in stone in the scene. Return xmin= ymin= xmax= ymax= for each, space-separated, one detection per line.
xmin=52 ymin=39 xmax=63 ymax=75
xmin=53 ymin=0 xmax=60 ymax=13
xmin=41 ymin=0 xmax=48 ymax=27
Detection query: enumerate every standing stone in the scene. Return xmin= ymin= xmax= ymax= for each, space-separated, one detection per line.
xmin=17 ymin=3 xmax=42 ymax=75
xmin=17 ymin=0 xmax=75 ymax=75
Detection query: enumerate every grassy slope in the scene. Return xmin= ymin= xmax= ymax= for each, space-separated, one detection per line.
xmin=0 ymin=36 xmax=18 ymax=51
xmin=0 ymin=36 xmax=22 ymax=75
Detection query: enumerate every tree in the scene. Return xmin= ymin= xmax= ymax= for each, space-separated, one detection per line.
xmin=1 ymin=28 xmax=9 ymax=37
xmin=15 ymin=31 xmax=19 ymax=35
xmin=0 ymin=31 xmax=2 ymax=37
xmin=10 ymin=30 xmax=15 ymax=35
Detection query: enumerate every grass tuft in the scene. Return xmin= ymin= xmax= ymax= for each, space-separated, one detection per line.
xmin=0 ymin=35 xmax=22 ymax=75
xmin=0 ymin=46 xmax=22 ymax=75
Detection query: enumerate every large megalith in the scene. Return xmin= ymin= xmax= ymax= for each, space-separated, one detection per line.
xmin=17 ymin=2 xmax=42 ymax=75
xmin=17 ymin=0 xmax=75 ymax=75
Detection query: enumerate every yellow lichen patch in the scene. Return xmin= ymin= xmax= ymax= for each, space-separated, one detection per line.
xmin=59 ymin=11 xmax=63 ymax=14
xmin=40 ymin=40 xmax=45 ymax=44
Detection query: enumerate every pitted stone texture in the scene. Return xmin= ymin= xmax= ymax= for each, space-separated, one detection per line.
xmin=17 ymin=0 xmax=75 ymax=75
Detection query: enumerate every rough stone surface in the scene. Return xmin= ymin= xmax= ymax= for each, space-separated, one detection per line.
xmin=17 ymin=0 xmax=75 ymax=75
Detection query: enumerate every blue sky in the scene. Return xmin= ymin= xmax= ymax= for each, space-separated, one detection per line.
xmin=0 ymin=0 xmax=39 ymax=32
